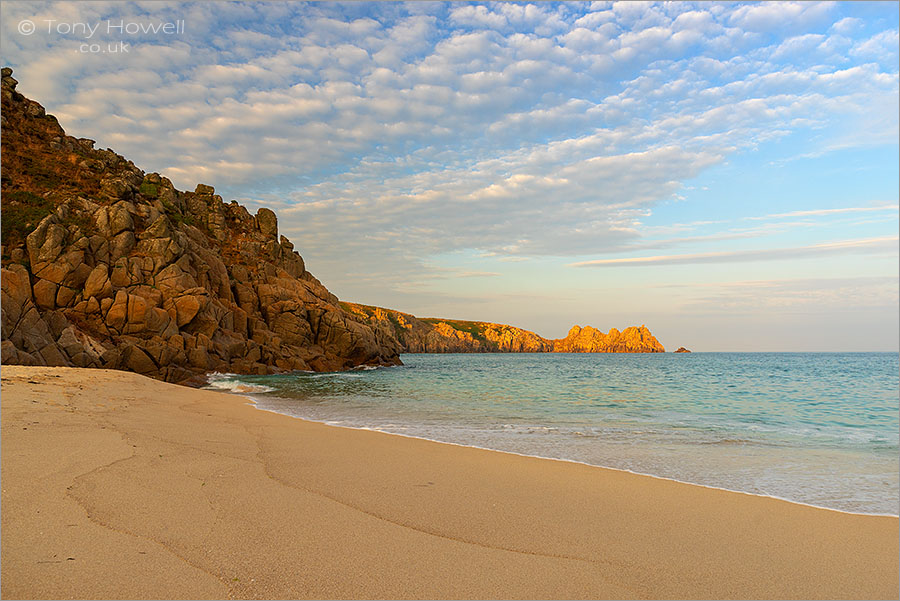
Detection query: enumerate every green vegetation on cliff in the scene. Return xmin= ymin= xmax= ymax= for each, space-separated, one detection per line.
xmin=420 ymin=318 xmax=490 ymax=343
xmin=1 ymin=190 xmax=54 ymax=245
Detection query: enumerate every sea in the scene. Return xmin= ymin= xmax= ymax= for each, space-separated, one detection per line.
xmin=206 ymin=352 xmax=900 ymax=516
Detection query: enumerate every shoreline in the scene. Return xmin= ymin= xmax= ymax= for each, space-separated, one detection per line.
xmin=3 ymin=365 xmax=898 ymax=599
xmin=241 ymin=393 xmax=900 ymax=519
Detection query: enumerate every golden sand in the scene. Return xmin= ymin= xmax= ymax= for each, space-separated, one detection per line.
xmin=2 ymin=365 xmax=897 ymax=599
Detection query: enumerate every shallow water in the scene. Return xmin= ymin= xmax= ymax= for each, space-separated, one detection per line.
xmin=206 ymin=352 xmax=900 ymax=515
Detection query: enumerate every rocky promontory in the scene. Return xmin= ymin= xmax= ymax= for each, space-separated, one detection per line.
xmin=1 ymin=69 xmax=401 ymax=382
xmin=342 ymin=303 xmax=665 ymax=354
xmin=1 ymin=69 xmax=666 ymax=383
xmin=552 ymin=324 xmax=665 ymax=353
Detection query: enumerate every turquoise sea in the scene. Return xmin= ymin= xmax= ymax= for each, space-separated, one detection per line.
xmin=207 ymin=352 xmax=900 ymax=515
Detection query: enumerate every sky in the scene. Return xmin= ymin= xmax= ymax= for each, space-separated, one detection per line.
xmin=1 ymin=1 xmax=898 ymax=351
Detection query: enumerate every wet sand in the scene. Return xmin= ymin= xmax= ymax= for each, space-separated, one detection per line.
xmin=2 ymin=365 xmax=897 ymax=599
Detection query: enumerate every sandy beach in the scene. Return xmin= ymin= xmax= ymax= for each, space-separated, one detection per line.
xmin=1 ymin=366 xmax=897 ymax=599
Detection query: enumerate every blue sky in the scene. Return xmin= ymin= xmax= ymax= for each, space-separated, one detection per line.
xmin=2 ymin=1 xmax=898 ymax=350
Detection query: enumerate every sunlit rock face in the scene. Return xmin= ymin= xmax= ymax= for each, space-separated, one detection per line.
xmin=343 ymin=304 xmax=665 ymax=354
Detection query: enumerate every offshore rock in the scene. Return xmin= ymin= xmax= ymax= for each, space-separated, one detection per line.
xmin=0 ymin=69 xmax=400 ymax=383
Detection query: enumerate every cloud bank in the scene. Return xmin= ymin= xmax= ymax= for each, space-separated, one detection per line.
xmin=570 ymin=236 xmax=899 ymax=267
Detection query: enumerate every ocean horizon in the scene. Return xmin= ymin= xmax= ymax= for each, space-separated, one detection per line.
xmin=207 ymin=351 xmax=900 ymax=516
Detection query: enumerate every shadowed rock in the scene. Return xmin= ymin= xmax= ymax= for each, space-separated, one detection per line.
xmin=0 ymin=69 xmax=400 ymax=382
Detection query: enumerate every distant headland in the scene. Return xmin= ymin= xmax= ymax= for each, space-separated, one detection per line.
xmin=342 ymin=303 xmax=664 ymax=354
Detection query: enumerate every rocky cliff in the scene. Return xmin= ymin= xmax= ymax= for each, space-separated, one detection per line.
xmin=1 ymin=68 xmax=666 ymax=383
xmin=1 ymin=69 xmax=401 ymax=382
xmin=552 ymin=324 xmax=664 ymax=353
xmin=342 ymin=303 xmax=665 ymax=354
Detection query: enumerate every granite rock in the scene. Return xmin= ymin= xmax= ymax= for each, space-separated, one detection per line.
xmin=343 ymin=303 xmax=665 ymax=354
xmin=0 ymin=69 xmax=401 ymax=382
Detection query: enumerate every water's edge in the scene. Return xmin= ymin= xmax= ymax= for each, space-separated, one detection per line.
xmin=204 ymin=352 xmax=899 ymax=516
xmin=235 ymin=392 xmax=899 ymax=519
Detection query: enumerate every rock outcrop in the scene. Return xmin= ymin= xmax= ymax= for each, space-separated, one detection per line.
xmin=1 ymin=69 xmax=400 ymax=382
xmin=552 ymin=324 xmax=664 ymax=353
xmin=1 ymin=68 xmax=667 ymax=383
xmin=343 ymin=303 xmax=665 ymax=354
xmin=674 ymin=347 xmax=691 ymax=353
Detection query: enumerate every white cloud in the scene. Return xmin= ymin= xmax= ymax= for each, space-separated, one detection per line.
xmin=750 ymin=205 xmax=900 ymax=220
xmin=1 ymin=0 xmax=897 ymax=303
xmin=770 ymin=33 xmax=826 ymax=60
xmin=676 ymin=276 xmax=899 ymax=313
xmin=452 ymin=271 xmax=501 ymax=278
xmin=728 ymin=1 xmax=833 ymax=33
xmin=850 ymin=29 xmax=900 ymax=59
xmin=570 ymin=237 xmax=899 ymax=268
xmin=831 ymin=17 xmax=862 ymax=35
xmin=449 ymin=4 xmax=508 ymax=29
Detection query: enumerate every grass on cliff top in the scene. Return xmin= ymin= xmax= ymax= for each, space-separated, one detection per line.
xmin=386 ymin=312 xmax=406 ymax=336
xmin=161 ymin=199 xmax=195 ymax=227
xmin=1 ymin=190 xmax=54 ymax=244
xmin=340 ymin=302 xmax=499 ymax=343
xmin=139 ymin=181 xmax=158 ymax=198
xmin=339 ymin=301 xmax=372 ymax=315
xmin=339 ymin=302 xmax=407 ymax=337
xmin=16 ymin=154 xmax=63 ymax=190
xmin=420 ymin=318 xmax=489 ymax=342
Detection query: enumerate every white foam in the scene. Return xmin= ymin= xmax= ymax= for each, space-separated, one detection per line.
xmin=245 ymin=400 xmax=899 ymax=519
xmin=207 ymin=375 xmax=898 ymax=518
xmin=204 ymin=373 xmax=275 ymax=394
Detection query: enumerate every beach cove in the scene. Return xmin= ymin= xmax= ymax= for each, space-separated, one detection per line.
xmin=2 ymin=365 xmax=897 ymax=599
xmin=219 ymin=352 xmax=900 ymax=515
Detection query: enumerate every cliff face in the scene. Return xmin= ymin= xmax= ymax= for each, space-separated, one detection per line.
xmin=1 ymin=69 xmax=401 ymax=382
xmin=0 ymin=68 xmax=665 ymax=383
xmin=342 ymin=303 xmax=553 ymax=353
xmin=343 ymin=303 xmax=665 ymax=354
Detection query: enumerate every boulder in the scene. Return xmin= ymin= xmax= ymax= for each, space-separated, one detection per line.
xmin=139 ymin=214 xmax=173 ymax=239
xmin=169 ymin=294 xmax=203 ymax=327
xmin=122 ymin=344 xmax=157 ymax=374
xmin=109 ymin=230 xmax=136 ymax=261
xmin=256 ymin=208 xmax=278 ymax=239
xmin=26 ymin=216 xmax=66 ymax=267
xmin=83 ymin=264 xmax=113 ymax=299
xmin=32 ymin=278 xmax=57 ymax=310
xmin=100 ymin=177 xmax=132 ymax=201
xmin=1 ymin=264 xmax=33 ymax=328
xmin=56 ymin=285 xmax=76 ymax=307
xmin=105 ymin=290 xmax=129 ymax=332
